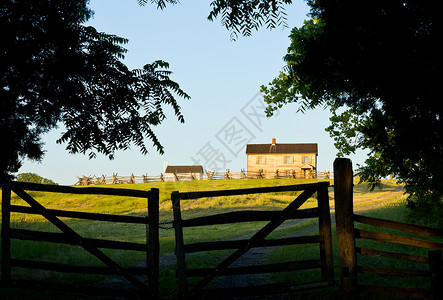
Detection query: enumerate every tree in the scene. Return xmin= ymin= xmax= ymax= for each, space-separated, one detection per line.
xmin=260 ymin=0 xmax=441 ymax=206
xmin=16 ymin=173 xmax=57 ymax=185
xmin=1 ymin=0 xmax=189 ymax=182
xmin=140 ymin=0 xmax=293 ymax=40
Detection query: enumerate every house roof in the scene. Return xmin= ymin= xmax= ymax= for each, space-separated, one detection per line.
xmin=246 ymin=143 xmax=318 ymax=155
xmin=164 ymin=165 xmax=204 ymax=174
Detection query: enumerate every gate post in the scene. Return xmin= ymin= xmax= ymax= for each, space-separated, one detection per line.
xmin=334 ymin=158 xmax=357 ymax=294
xmin=317 ymin=181 xmax=334 ymax=286
xmin=172 ymin=191 xmax=187 ymax=298
xmin=429 ymin=250 xmax=443 ymax=300
xmin=147 ymin=188 xmax=160 ymax=299
xmin=1 ymin=182 xmax=11 ymax=284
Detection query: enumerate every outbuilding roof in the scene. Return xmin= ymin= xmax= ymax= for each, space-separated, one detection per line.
xmin=246 ymin=143 xmax=318 ymax=155
xmin=164 ymin=165 xmax=204 ymax=174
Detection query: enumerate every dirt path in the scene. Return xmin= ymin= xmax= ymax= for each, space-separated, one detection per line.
xmin=208 ymin=221 xmax=320 ymax=290
xmin=352 ymin=186 xmax=405 ymax=212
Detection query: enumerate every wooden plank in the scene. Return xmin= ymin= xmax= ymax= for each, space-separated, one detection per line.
xmin=10 ymin=205 xmax=148 ymax=224
xmin=11 ymin=186 xmax=148 ymax=295
xmin=10 ymin=228 xmax=146 ymax=251
xmin=13 ymin=181 xmax=150 ymax=198
xmin=354 ymin=214 xmax=443 ymax=238
xmin=359 ymin=285 xmax=430 ymax=299
xmin=358 ymin=265 xmax=429 ymax=277
xmin=185 ymin=259 xmax=322 ymax=277
xmin=177 ymin=182 xmax=329 ymax=200
xmin=147 ymin=188 xmax=160 ymax=299
xmin=357 ymin=247 xmax=429 ymax=263
xmin=355 ymin=229 xmax=443 ymax=250
xmin=181 ymin=208 xmax=319 ymax=227
xmin=1 ymin=183 xmax=12 ymax=283
xmin=11 ymin=259 xmax=147 ymax=275
xmin=189 ymin=187 xmax=317 ymax=296
xmin=184 ymin=235 xmax=321 ymax=253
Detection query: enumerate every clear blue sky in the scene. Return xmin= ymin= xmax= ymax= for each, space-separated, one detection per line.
xmin=18 ymin=0 xmax=367 ymax=185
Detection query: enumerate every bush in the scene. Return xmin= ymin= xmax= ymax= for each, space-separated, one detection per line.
xmin=406 ymin=194 xmax=443 ymax=228
xmin=15 ymin=173 xmax=58 ymax=185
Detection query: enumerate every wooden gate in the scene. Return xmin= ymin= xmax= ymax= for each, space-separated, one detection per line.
xmin=171 ymin=182 xmax=334 ymax=298
xmin=1 ymin=181 xmax=159 ymax=299
xmin=334 ymin=158 xmax=443 ymax=299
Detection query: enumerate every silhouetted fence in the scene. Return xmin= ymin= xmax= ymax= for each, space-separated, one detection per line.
xmin=1 ymin=181 xmax=159 ymax=299
xmin=171 ymin=181 xmax=334 ymax=298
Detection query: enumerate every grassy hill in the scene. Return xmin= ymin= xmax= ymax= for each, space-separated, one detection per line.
xmin=0 ymin=178 xmax=411 ymax=299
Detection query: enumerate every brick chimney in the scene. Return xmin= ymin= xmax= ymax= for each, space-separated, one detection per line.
xmin=272 ymin=138 xmax=276 ymax=145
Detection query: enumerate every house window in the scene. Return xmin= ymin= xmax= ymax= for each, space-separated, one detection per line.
xmin=285 ymin=156 xmax=292 ymax=164
xmin=303 ymin=156 xmax=310 ymax=164
xmin=257 ymin=156 xmax=265 ymax=164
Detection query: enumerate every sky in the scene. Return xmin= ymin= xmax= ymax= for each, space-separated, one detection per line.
xmin=18 ymin=0 xmax=368 ymax=185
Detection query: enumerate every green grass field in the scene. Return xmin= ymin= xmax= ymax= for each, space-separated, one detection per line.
xmin=1 ymin=178 xmax=436 ymax=299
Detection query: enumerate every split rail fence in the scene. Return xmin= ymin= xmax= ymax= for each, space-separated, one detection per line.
xmin=334 ymin=158 xmax=443 ymax=299
xmin=171 ymin=181 xmax=334 ymax=298
xmin=75 ymin=170 xmax=333 ymax=185
xmin=1 ymin=181 xmax=159 ymax=299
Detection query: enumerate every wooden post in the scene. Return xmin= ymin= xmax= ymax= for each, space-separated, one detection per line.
xmin=1 ymin=182 xmax=11 ymax=284
xmin=317 ymin=182 xmax=334 ymax=286
xmin=334 ymin=158 xmax=357 ymax=294
xmin=147 ymin=188 xmax=160 ymax=299
xmin=429 ymin=250 xmax=443 ymax=300
xmin=173 ymin=172 xmax=179 ymax=181
xmin=258 ymin=169 xmax=263 ymax=179
xmin=171 ymin=191 xmax=187 ymax=298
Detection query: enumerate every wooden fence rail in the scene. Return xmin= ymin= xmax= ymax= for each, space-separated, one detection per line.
xmin=171 ymin=181 xmax=334 ymax=298
xmin=1 ymin=181 xmax=160 ymax=299
xmin=75 ymin=170 xmax=333 ymax=185
xmin=334 ymin=158 xmax=443 ymax=299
